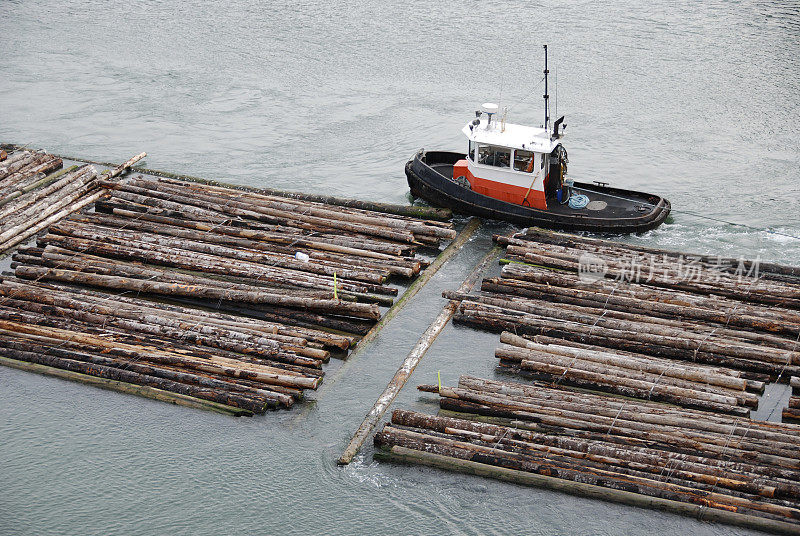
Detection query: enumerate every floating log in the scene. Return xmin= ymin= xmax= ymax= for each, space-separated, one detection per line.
xmin=501 ymin=228 xmax=800 ymax=279
xmin=120 ymin=176 xmax=456 ymax=240
xmin=1 ymin=343 xmax=272 ymax=413
xmin=0 ymin=276 xmax=350 ymax=351
xmin=0 ymin=156 xmax=473 ymax=416
xmin=0 ymin=355 xmax=253 ymax=416
xmin=785 ymin=407 xmax=800 ymax=424
xmin=0 ymin=165 xmax=79 ymax=209
xmin=15 ymin=265 xmax=381 ymax=320
xmin=454 ymin=302 xmax=799 ymax=370
xmin=380 ymin=373 xmax=800 ymax=528
xmin=499 ymin=331 xmax=749 ymax=390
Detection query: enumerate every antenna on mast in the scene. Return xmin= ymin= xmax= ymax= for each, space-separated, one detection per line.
xmin=543 ymin=44 xmax=550 ymax=131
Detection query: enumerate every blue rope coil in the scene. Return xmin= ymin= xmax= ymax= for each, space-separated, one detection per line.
xmin=568 ymin=194 xmax=590 ymax=209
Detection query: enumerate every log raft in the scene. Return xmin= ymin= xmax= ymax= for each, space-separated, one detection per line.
xmin=453 ymin=228 xmax=800 ymax=391
xmin=0 ymin=146 xmax=459 ymax=415
xmin=372 ymin=228 xmax=800 ymax=533
xmin=374 ymin=375 xmax=800 ymax=534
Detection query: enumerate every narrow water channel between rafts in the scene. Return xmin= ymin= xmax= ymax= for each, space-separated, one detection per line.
xmin=1 ymin=1 xmax=799 ymax=534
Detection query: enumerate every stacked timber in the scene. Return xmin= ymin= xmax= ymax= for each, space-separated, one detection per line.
xmin=450 ymin=229 xmax=800 ymax=381
xmin=374 ymin=376 xmax=800 ymax=532
xmin=494 ymin=331 xmax=759 ymax=416
xmin=498 ymin=229 xmax=800 ymax=307
xmin=0 ymin=277 xmax=330 ymax=414
xmin=2 ymin=171 xmax=457 ymax=414
xmin=786 ymin=377 xmax=800 ymax=424
xmin=0 ymin=149 xmax=145 ymax=255
xmin=9 ymin=173 xmax=457 ymax=333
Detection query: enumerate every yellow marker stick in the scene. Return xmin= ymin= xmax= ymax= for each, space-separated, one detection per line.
xmin=333 ymin=272 xmax=338 ymax=300
xmin=437 ymin=370 xmax=442 ymax=392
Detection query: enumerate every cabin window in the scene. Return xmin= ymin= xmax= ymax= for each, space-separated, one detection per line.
xmin=477 ymin=145 xmax=511 ymax=168
xmin=468 ymin=140 xmax=476 ymax=161
xmin=514 ymin=150 xmax=535 ymax=173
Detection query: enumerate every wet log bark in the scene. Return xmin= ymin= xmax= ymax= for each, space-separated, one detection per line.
xmin=375 ymin=425 xmax=800 ymax=521
xmin=151 ymin=175 xmax=454 ymax=220
xmin=14 ymin=265 xmax=381 ymax=320
xmin=1 ymin=344 xmax=272 ymax=413
xmin=121 ymin=176 xmax=457 ymax=239
xmin=499 ymin=331 xmax=748 ymax=390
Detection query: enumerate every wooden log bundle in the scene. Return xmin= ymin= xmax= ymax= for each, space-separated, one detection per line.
xmin=496 ymin=231 xmax=800 ymax=308
xmin=1 ymin=161 xmax=459 ymax=415
xmin=494 ymin=331 xmax=757 ymax=416
xmin=447 ymin=229 xmax=800 ymax=383
xmin=374 ymin=375 xmax=800 ymax=532
xmin=0 ymin=150 xmax=145 ymax=255
xmin=506 ymin=227 xmax=800 ymax=280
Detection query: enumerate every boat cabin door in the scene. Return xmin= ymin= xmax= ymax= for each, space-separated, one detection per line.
xmin=544 ymin=144 xmax=569 ymax=200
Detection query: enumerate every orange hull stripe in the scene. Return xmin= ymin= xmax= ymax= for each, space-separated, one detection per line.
xmin=468 ymin=176 xmax=547 ymax=210
xmin=452 ymin=160 xmax=548 ymax=210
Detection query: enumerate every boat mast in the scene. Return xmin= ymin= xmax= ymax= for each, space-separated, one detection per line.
xmin=543 ymin=44 xmax=550 ymax=132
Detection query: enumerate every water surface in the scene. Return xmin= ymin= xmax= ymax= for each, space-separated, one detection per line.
xmin=1 ymin=1 xmax=798 ymax=534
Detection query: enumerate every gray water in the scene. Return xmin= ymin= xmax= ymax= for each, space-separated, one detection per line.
xmin=1 ymin=1 xmax=799 ymax=534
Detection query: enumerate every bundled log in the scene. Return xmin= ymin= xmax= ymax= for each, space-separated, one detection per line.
xmin=500 ymin=228 xmax=800 ymax=279
xmin=151 ymin=175 xmax=453 ymax=220
xmin=0 ymin=160 xmax=467 ymax=416
xmin=453 ymin=300 xmax=800 ymax=377
xmin=14 ymin=264 xmax=381 ymax=320
xmin=41 ymin=224 xmax=396 ymax=294
xmin=449 ymin=289 xmax=798 ymax=353
xmin=0 ymin=152 xmax=147 ymax=255
xmin=102 ymin=177 xmax=442 ymax=245
xmin=375 ymin=376 xmax=800 ymax=529
xmin=0 ymin=276 xmax=354 ymax=351
xmin=483 ymin=272 xmax=800 ymax=338
xmin=786 ymin=385 xmax=800 ymax=423
xmin=499 ymin=332 xmax=747 ymax=388
xmin=0 ymin=152 xmax=62 ymax=189
xmin=497 ymin=233 xmax=800 ymax=309
xmin=374 ymin=375 xmax=800 ymax=531
xmin=447 ymin=231 xmax=800 ymax=384
xmin=56 ymin=215 xmax=396 ymax=282
xmin=119 ymin=176 xmax=457 ymax=240
xmin=495 ymin=332 xmax=758 ymax=415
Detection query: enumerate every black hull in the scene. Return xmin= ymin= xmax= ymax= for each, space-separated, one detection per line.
xmin=406 ymin=150 xmax=671 ymax=234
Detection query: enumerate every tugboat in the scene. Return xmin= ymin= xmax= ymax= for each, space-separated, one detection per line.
xmin=406 ymin=46 xmax=671 ymax=234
